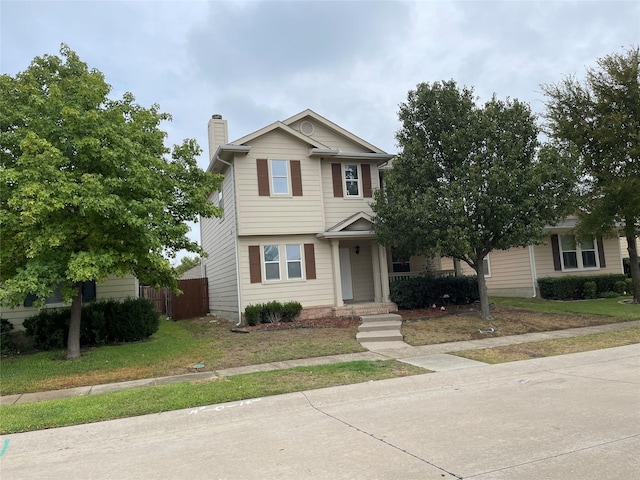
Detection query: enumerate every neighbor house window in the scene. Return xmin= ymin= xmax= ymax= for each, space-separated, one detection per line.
xmin=391 ymin=252 xmax=411 ymax=273
xmin=560 ymin=235 xmax=598 ymax=270
xmin=482 ymin=254 xmax=491 ymax=277
xmin=344 ymin=164 xmax=360 ymax=197
xmin=23 ymin=281 xmax=97 ymax=307
xmin=270 ymin=160 xmax=289 ymax=195
xmin=263 ymin=245 xmax=281 ymax=280
xmin=286 ymin=244 xmax=303 ymax=279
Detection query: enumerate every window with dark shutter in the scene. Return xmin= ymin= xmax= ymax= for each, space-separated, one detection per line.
xmin=249 ymin=245 xmax=262 ymax=283
xmin=331 ymin=163 xmax=343 ymax=197
xmin=256 ymin=159 xmax=270 ymax=196
xmin=551 ymin=234 xmax=562 ymax=271
xmin=291 ymin=160 xmax=303 ymax=196
xmin=304 ymin=243 xmax=316 ymax=280
xmin=361 ymin=163 xmax=372 ymax=198
xmin=597 ymin=238 xmax=606 ymax=268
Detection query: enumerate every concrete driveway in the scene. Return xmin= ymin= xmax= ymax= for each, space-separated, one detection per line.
xmin=1 ymin=344 xmax=639 ymax=479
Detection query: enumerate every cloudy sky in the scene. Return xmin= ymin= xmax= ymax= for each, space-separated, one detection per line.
xmin=2 ymin=0 xmax=638 ymax=259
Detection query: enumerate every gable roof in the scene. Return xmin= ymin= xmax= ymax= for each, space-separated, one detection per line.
xmin=231 ymin=121 xmax=328 ymax=149
xmin=283 ymin=109 xmax=387 ymax=154
xmin=316 ymin=211 xmax=376 ymax=239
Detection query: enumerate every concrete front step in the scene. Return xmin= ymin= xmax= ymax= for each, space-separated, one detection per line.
xmin=356 ymin=330 xmax=404 ymax=343
xmin=358 ymin=320 xmax=402 ymax=333
xmin=359 ymin=314 xmax=403 ymax=323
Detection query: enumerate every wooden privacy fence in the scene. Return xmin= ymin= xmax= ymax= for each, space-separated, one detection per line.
xmin=140 ymin=278 xmax=209 ymax=320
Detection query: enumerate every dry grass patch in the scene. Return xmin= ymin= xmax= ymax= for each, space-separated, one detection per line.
xmin=456 ymin=327 xmax=640 ymax=364
xmin=402 ymin=305 xmax=632 ymax=346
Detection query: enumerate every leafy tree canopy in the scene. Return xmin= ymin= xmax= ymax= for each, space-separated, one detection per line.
xmin=0 ymin=45 xmax=222 ymax=357
xmin=175 ymin=256 xmax=202 ymax=277
xmin=372 ymin=80 xmax=577 ymax=319
xmin=542 ymin=46 xmax=640 ymax=302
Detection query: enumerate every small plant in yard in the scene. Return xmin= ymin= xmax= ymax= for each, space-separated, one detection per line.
xmin=583 ymin=281 xmax=597 ymax=299
xmin=1 ymin=318 xmax=18 ymax=355
xmin=243 ymin=301 xmax=303 ymax=325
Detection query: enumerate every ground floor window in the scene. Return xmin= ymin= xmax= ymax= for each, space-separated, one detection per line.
xmin=560 ymin=235 xmax=598 ymax=270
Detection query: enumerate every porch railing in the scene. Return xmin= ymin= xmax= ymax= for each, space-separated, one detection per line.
xmin=388 ymin=270 xmax=456 ymax=283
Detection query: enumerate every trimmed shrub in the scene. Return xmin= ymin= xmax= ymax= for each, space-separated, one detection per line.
xmin=1 ymin=318 xmax=17 ymax=355
xmin=281 ymin=301 xmax=302 ymax=322
xmin=537 ymin=274 xmax=627 ymax=300
xmin=598 ymin=291 xmax=620 ymax=299
xmin=389 ymin=275 xmax=479 ymax=310
xmin=583 ymin=281 xmax=597 ymax=299
xmin=614 ymin=280 xmax=627 ymax=295
xmin=22 ymin=298 xmax=159 ymax=350
xmin=243 ymin=301 xmax=304 ymax=325
xmin=625 ymin=278 xmax=633 ymax=295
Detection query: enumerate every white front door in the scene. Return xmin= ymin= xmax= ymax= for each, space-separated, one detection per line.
xmin=339 ymin=247 xmax=353 ymax=301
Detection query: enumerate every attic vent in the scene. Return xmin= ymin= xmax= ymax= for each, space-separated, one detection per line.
xmin=299 ymin=121 xmax=314 ymax=136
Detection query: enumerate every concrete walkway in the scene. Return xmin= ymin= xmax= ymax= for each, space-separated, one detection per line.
xmin=2 ymin=319 xmax=639 ymax=405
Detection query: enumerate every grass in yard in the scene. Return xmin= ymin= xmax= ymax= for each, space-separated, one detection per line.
xmin=455 ymin=327 xmax=640 ymax=364
xmin=0 ymin=318 xmax=364 ymax=395
xmin=0 ymin=360 xmax=425 ymax=434
xmin=402 ymin=301 xmax=639 ymax=347
xmin=491 ymin=296 xmax=640 ymax=320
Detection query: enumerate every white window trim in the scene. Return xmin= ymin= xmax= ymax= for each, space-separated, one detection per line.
xmin=269 ymin=159 xmax=291 ymax=196
xmin=482 ymin=254 xmax=491 ymax=277
xmin=343 ymin=163 xmax=361 ymax=198
xmin=261 ymin=244 xmax=306 ymax=283
xmin=559 ymin=235 xmax=600 ymax=271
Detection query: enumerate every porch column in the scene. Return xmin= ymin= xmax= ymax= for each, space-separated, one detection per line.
xmin=371 ymin=241 xmax=382 ymax=303
xmin=378 ymin=244 xmax=391 ymax=302
xmin=330 ymin=239 xmax=343 ymax=306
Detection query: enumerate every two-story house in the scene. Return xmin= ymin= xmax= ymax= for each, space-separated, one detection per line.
xmin=201 ymin=109 xmax=397 ymax=322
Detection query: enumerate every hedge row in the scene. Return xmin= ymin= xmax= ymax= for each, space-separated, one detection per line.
xmin=23 ymin=298 xmax=160 ymax=350
xmin=389 ymin=275 xmax=479 ymax=310
xmin=244 ymin=301 xmax=303 ymax=326
xmin=537 ymin=274 xmax=628 ymax=300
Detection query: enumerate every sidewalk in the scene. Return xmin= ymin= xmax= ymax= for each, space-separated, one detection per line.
xmin=2 ymin=319 xmax=639 ymax=406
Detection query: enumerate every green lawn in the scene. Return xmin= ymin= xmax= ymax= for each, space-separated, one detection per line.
xmin=0 ymin=360 xmax=425 ymax=434
xmin=491 ymin=296 xmax=639 ymax=320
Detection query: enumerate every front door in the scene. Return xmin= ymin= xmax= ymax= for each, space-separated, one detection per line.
xmin=339 ymin=247 xmax=353 ymax=301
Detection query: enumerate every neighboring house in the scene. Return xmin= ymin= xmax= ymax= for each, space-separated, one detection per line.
xmin=437 ymin=217 xmax=624 ymax=297
xmin=1 ymin=275 xmax=139 ymax=329
xmin=180 ymin=265 xmax=204 ymax=280
xmin=201 ymin=109 xmax=396 ymax=322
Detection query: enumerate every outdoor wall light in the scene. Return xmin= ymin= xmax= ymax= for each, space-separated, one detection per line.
xmin=355 ymin=245 xmax=360 ymax=255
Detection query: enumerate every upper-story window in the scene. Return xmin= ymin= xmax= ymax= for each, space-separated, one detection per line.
xmin=344 ymin=164 xmax=360 ymax=197
xmin=270 ymin=160 xmax=289 ymax=195
xmin=560 ymin=235 xmax=598 ymax=270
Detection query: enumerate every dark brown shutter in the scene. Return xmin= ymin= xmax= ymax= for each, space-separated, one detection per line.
xmin=249 ymin=245 xmax=261 ymax=283
xmin=597 ymin=238 xmax=606 ymax=268
xmin=551 ymin=234 xmax=562 ymax=271
xmin=304 ymin=243 xmax=316 ymax=280
xmin=331 ymin=163 xmax=343 ymax=197
xmin=361 ymin=163 xmax=372 ymax=198
xmin=257 ymin=159 xmax=270 ymax=196
xmin=291 ymin=160 xmax=303 ymax=196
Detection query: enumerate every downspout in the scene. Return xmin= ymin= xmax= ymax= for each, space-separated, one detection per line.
xmin=528 ymin=244 xmax=537 ymax=298
xmin=215 ymin=154 xmax=243 ymax=326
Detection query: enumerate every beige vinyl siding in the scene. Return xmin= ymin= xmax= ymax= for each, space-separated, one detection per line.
xmin=238 ymin=235 xmax=334 ymax=310
xmin=200 ymin=168 xmax=239 ymax=317
xmin=95 ymin=275 xmax=139 ymax=301
xmin=1 ymin=275 xmax=139 ymax=330
xmin=207 ymin=118 xmax=228 ymax=157
xmin=235 ymin=132 xmax=324 ymax=236
xmin=534 ymin=236 xmax=623 ymax=278
xmin=322 ymin=160 xmax=378 ymax=228
xmin=483 ymin=248 xmax=534 ymax=297
xmin=288 ymin=119 xmax=373 ymax=153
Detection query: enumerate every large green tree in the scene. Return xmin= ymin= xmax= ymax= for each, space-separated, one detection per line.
xmin=372 ymin=81 xmax=576 ymax=320
xmin=542 ymin=46 xmax=640 ymax=303
xmin=0 ymin=45 xmax=222 ymax=359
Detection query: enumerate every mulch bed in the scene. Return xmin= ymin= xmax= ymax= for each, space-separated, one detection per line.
xmin=231 ymin=304 xmax=478 ymax=332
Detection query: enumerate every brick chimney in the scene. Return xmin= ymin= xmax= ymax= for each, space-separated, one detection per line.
xmin=207 ymin=114 xmax=228 ymax=162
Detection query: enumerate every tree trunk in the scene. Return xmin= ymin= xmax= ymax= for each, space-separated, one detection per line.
xmin=65 ymin=282 xmax=83 ymax=360
xmin=626 ymin=232 xmax=640 ymax=304
xmin=475 ymin=256 xmax=492 ymax=320
xmin=453 ymin=258 xmax=462 ymax=276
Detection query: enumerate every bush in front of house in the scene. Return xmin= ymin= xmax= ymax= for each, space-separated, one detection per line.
xmin=23 ymin=298 xmax=159 ymax=350
xmin=1 ymin=318 xmax=18 ymax=355
xmin=243 ymin=301 xmax=303 ymax=325
xmin=389 ymin=275 xmax=480 ymax=310
xmin=537 ymin=274 xmax=627 ymax=300
xmin=583 ymin=281 xmax=597 ymax=299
